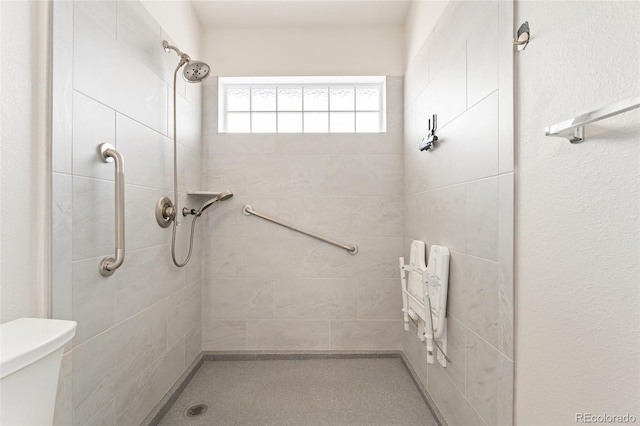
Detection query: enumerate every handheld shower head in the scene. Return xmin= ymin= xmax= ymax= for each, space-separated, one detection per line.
xmin=194 ymin=190 xmax=234 ymax=217
xmin=218 ymin=189 xmax=234 ymax=201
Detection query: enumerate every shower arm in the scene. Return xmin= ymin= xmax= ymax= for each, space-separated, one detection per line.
xmin=163 ymin=40 xmax=190 ymax=63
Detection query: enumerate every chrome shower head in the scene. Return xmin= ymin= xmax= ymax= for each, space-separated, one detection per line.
xmin=194 ymin=190 xmax=234 ymax=217
xmin=183 ymin=61 xmax=210 ymax=83
xmin=162 ymin=40 xmax=210 ymax=83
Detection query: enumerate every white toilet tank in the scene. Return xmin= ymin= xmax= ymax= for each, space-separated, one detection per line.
xmin=0 ymin=318 xmax=76 ymax=426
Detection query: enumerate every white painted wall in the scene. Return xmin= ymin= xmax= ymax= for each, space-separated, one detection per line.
xmin=200 ymin=26 xmax=405 ymax=76
xmin=0 ymin=1 xmax=49 ymax=323
xmin=404 ymin=0 xmax=448 ymax=65
xmin=515 ymin=1 xmax=640 ymax=424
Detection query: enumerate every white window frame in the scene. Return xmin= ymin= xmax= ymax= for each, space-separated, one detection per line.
xmin=218 ymin=76 xmax=386 ymax=133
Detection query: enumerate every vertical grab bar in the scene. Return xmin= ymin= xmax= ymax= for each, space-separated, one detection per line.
xmin=98 ymin=143 xmax=125 ymax=277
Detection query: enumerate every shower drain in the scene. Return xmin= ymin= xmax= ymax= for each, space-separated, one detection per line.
xmin=185 ymin=403 xmax=209 ymax=418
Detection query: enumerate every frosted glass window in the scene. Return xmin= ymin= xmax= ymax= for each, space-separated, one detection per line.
xmin=330 ymin=87 xmax=355 ymax=111
xmin=219 ymin=77 xmax=385 ymax=133
xmin=226 ymin=88 xmax=250 ymax=111
xmin=251 ymin=87 xmax=276 ymax=111
xmin=304 ymin=112 xmax=329 ymax=133
xmin=356 ymin=112 xmax=380 ymax=133
xmin=278 ymin=88 xmax=302 ymax=111
xmin=330 ymin=112 xmax=355 ymax=133
xmin=227 ymin=112 xmax=251 ymax=133
xmin=304 ymin=87 xmax=329 ymax=111
xmin=252 ymin=112 xmax=277 ymax=133
xmin=356 ymin=86 xmax=380 ymax=111
xmin=278 ymin=112 xmax=303 ymax=133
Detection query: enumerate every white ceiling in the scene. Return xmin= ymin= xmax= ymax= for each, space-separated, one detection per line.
xmin=190 ymin=0 xmax=412 ymax=29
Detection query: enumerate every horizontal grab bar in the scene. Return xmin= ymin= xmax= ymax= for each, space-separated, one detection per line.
xmin=242 ymin=205 xmax=358 ymax=255
xmin=545 ymin=95 xmax=640 ymax=143
xmin=98 ymin=143 xmax=125 ymax=276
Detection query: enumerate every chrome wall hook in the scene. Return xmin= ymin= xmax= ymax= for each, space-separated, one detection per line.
xmin=513 ymin=21 xmax=530 ymax=51
xmin=419 ymin=114 xmax=439 ymax=151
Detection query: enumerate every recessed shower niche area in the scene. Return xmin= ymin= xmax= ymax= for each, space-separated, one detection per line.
xmin=47 ymin=0 xmax=515 ymax=424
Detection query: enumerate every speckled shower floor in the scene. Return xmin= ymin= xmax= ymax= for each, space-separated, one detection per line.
xmin=157 ymin=358 xmax=439 ymax=426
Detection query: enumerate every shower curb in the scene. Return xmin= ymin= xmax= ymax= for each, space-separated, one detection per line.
xmin=144 ymin=350 xmax=446 ymax=426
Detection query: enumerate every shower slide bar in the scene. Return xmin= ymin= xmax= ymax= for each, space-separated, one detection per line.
xmin=545 ymin=95 xmax=640 ymax=143
xmin=242 ymin=205 xmax=358 ymax=255
xmin=98 ymin=143 xmax=125 ymax=277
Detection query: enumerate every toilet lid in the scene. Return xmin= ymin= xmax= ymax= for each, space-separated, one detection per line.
xmin=0 ymin=318 xmax=76 ymax=378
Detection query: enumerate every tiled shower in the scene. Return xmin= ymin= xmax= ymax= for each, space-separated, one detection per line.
xmin=49 ymin=0 xmax=513 ymax=425
xmin=51 ymin=1 xmax=203 ymax=424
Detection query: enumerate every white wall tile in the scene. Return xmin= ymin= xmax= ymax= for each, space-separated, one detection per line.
xmin=403 ymin=330 xmax=429 ymax=384
xmin=205 ymin=196 xmax=284 ymax=238
xmin=428 ymin=360 xmax=486 ymax=426
xmin=74 ymin=1 xmax=167 ymax=135
xmin=357 ymin=279 xmax=402 ymax=320
xmin=356 ymin=196 xmax=404 ymax=237
xmin=466 ymin=177 xmax=499 ymax=261
xmin=55 ymin=3 xmax=203 ymax=424
xmin=246 ymin=320 xmax=331 ymax=350
xmin=467 ymin=13 xmax=499 ymax=107
xmin=418 ymin=46 xmax=467 ymax=130
xmin=167 ymin=282 xmax=201 ymax=346
xmin=466 ymin=331 xmax=499 ymax=425
xmin=442 ymin=315 xmax=466 ymax=394
xmin=403 ymin=1 xmax=513 ymax=424
xmin=72 ymin=177 xmax=113 ymax=261
xmin=185 ymin=324 xmax=201 ymax=365
xmin=84 ymin=401 xmax=115 ymax=426
xmin=206 ymin=154 xmax=247 ymax=196
xmin=72 ymin=91 xmax=116 ymax=181
xmin=116 ymin=113 xmax=172 ymax=190
xmin=125 ymin=185 xmax=172 ymax=251
xmin=497 ymin=353 xmax=514 ymax=425
xmin=416 ymin=185 xmax=467 ymax=253
xmin=330 ymin=320 xmax=402 ymax=350
xmin=203 ymin=236 xmax=248 ymax=278
xmin=114 ymin=341 xmax=184 ymax=426
xmin=275 ymin=278 xmax=358 ymax=320
xmin=114 ymin=245 xmax=184 ymax=323
xmin=72 ymin=301 xmax=167 ymax=425
xmin=116 ymin=0 xmax=164 ymax=84
xmin=458 ymin=92 xmax=499 ymax=182
xmin=329 ymin=155 xmax=402 ymax=196
xmin=448 ymin=253 xmax=499 ymax=348
xmin=207 ymin=133 xmax=277 ymax=155
xmin=312 ymin=237 xmax=403 ymax=279
xmin=498 ymin=0 xmax=514 ymax=174
xmin=169 ymin=91 xmax=202 ymax=152
xmin=72 ymin=257 xmax=117 ymax=345
xmin=202 ymin=278 xmax=275 ymax=319
xmin=275 ymin=196 xmax=359 ymax=238
xmin=52 ymin=174 xmax=73 ymax=320
xmin=498 ymin=173 xmax=514 ymax=358
xmin=247 ymin=155 xmax=329 ymax=196
xmin=201 ymin=319 xmax=247 ymax=350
